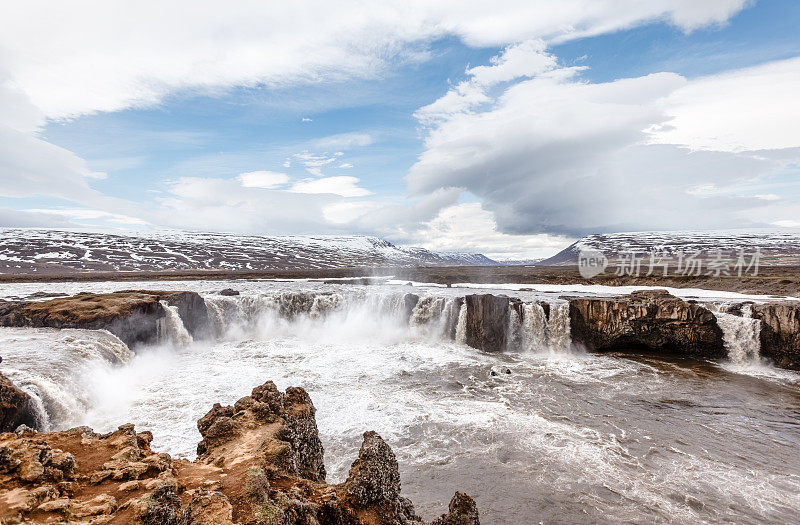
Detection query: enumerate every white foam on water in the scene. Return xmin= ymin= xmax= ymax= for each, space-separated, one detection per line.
xmin=1 ymin=282 xmax=799 ymax=523
xmin=0 ymin=327 xmax=133 ymax=431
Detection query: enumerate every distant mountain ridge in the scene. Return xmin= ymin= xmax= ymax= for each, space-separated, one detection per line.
xmin=540 ymin=229 xmax=800 ymax=266
xmin=0 ymin=228 xmax=496 ymax=274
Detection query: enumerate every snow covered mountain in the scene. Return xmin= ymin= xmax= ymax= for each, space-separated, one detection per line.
xmin=540 ymin=229 xmax=800 ymax=266
xmin=0 ymin=229 xmax=496 ymax=274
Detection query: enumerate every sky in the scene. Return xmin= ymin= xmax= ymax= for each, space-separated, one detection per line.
xmin=1 ymin=0 xmax=799 ymax=260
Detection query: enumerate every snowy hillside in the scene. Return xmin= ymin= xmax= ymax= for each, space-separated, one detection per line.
xmin=0 ymin=229 xmax=496 ymax=274
xmin=540 ymin=229 xmax=800 ymax=266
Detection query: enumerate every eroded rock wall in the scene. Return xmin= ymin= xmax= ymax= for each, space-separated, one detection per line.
xmin=752 ymin=301 xmax=800 ymax=370
xmin=568 ymin=290 xmax=726 ymax=357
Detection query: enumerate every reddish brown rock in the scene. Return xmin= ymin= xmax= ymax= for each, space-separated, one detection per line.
xmin=0 ymin=379 xmax=482 ymax=524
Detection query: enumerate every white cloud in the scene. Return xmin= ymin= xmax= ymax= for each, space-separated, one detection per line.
xmin=0 ymin=0 xmax=764 ymax=247
xmin=412 ymin=203 xmax=573 ymax=259
xmin=408 ymin=49 xmax=800 ymax=236
xmin=338 ymin=163 xmax=353 ymax=168
xmin=301 ymin=117 xmax=313 ymax=122
xmin=323 ymin=201 xmax=381 ymax=224
xmin=313 ymin=132 xmax=374 ymax=150
xmin=293 ymin=152 xmax=338 ymax=167
xmin=290 ymin=176 xmax=372 ymax=197
xmin=773 ymin=220 xmax=800 ymax=228
xmin=156 ymin=176 xmax=340 ymax=234
xmin=26 ymin=208 xmax=149 ymax=226
xmin=236 ymin=170 xmax=290 ymax=188
xmin=0 ymin=1 xmax=749 ymax=120
xmin=650 ymin=56 xmax=800 ymax=152
xmin=416 ymin=40 xmax=561 ymax=124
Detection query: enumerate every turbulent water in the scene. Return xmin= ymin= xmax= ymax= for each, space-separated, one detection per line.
xmin=1 ymin=281 xmax=800 ymax=524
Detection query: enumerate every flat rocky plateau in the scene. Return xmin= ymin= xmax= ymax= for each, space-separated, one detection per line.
xmin=1 ymin=265 xmax=799 ymax=298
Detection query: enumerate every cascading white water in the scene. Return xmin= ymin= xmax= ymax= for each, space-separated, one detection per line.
xmin=509 ymin=300 xmax=571 ymax=353
xmin=546 ymin=302 xmax=572 ymax=353
xmin=506 ymin=305 xmax=522 ymax=351
xmin=715 ymin=304 xmax=761 ymax=364
xmin=521 ymin=302 xmax=548 ymax=352
xmin=410 ymin=296 xmax=444 ymax=326
xmin=0 ymin=328 xmax=132 ymax=431
xmin=455 ymin=302 xmax=467 ymax=344
xmin=438 ymin=298 xmax=462 ymax=340
xmin=158 ymin=300 xmax=194 ymax=346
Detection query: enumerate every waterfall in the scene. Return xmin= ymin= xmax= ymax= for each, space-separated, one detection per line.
xmin=0 ymin=327 xmax=133 ymax=431
xmin=410 ymin=296 xmax=450 ymax=339
xmin=158 ymin=300 xmax=194 ymax=346
xmin=547 ymin=302 xmax=572 ymax=354
xmin=438 ymin=298 xmax=462 ymax=340
xmin=203 ymin=290 xmax=585 ymax=349
xmin=520 ymin=302 xmax=548 ymax=352
xmin=715 ymin=304 xmax=761 ymax=364
xmin=506 ymin=305 xmax=522 ymax=351
xmin=455 ymin=302 xmax=467 ymax=344
xmin=508 ymin=300 xmax=572 ymax=353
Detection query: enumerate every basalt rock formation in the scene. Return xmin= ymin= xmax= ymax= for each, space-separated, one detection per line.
xmin=568 ymin=290 xmax=726 ymax=357
xmin=464 ymin=294 xmax=551 ymax=353
xmin=0 ymin=291 xmax=209 ymax=347
xmin=0 ymin=380 xmax=479 ymax=524
xmin=752 ymin=301 xmax=800 ymax=370
xmin=463 ymin=294 xmax=519 ymax=353
xmin=0 ymin=372 xmax=34 ymax=433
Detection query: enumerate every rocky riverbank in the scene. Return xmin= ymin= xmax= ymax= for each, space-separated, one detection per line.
xmin=0 ymin=380 xmax=479 ymax=524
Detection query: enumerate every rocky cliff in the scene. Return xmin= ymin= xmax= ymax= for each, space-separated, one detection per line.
xmin=0 ymin=372 xmax=34 ymax=433
xmin=0 ymin=380 xmax=479 ymax=524
xmin=0 ymin=291 xmax=209 ymax=347
xmin=752 ymin=301 xmax=800 ymax=370
xmin=464 ymin=295 xmax=517 ymax=353
xmin=568 ymin=290 xmax=726 ymax=358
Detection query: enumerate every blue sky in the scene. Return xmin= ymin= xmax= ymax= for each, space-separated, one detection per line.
xmin=1 ymin=1 xmax=799 ymax=258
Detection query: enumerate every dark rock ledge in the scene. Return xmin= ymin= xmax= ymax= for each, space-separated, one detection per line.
xmin=0 ymin=290 xmax=209 ymax=347
xmin=0 ymin=372 xmax=35 ymax=433
xmin=0 ymin=380 xmax=479 ymax=524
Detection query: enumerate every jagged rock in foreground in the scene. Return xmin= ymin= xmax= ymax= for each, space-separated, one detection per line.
xmin=0 ymin=372 xmax=34 ymax=432
xmin=0 ymin=291 xmax=209 ymax=347
xmin=752 ymin=301 xmax=800 ymax=370
xmin=0 ymin=380 xmax=479 ymax=524
xmin=568 ymin=290 xmax=726 ymax=357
